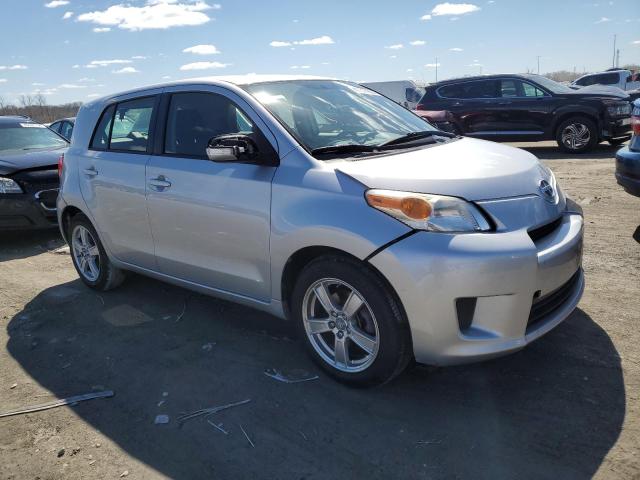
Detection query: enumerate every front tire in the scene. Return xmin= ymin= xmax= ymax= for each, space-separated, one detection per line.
xmin=291 ymin=254 xmax=412 ymax=387
xmin=555 ymin=116 xmax=598 ymax=153
xmin=69 ymin=214 xmax=125 ymax=291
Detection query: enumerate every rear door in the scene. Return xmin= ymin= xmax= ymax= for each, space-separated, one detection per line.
xmin=145 ymin=87 xmax=278 ymax=301
xmin=437 ymin=79 xmax=501 ymax=135
xmin=78 ymin=94 xmax=159 ymax=268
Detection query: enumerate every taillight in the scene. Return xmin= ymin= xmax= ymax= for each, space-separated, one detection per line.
xmin=58 ymin=153 xmax=64 ymax=177
xmin=632 ymin=116 xmax=640 ymax=136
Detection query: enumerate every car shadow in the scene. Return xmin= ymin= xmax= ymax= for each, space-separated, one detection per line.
xmin=512 ymin=142 xmax=622 ymax=160
xmin=0 ymin=229 xmax=64 ymax=262
xmin=6 ymin=277 xmax=624 ymax=479
xmin=633 ymin=226 xmax=640 ymax=244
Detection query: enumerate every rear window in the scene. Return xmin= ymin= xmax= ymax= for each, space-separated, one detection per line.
xmin=0 ymin=122 xmax=68 ymax=153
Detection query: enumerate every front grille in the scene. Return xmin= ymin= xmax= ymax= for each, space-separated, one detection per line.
xmin=528 ymin=217 xmax=562 ymax=243
xmin=527 ymin=271 xmax=581 ymax=329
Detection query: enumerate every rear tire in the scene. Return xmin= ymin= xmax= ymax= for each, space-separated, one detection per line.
xmin=68 ymin=214 xmax=125 ymax=291
xmin=291 ymin=254 xmax=412 ymax=387
xmin=555 ymin=116 xmax=598 ymax=153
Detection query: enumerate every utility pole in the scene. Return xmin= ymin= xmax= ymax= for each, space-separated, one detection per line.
xmin=537 ymin=56 xmax=541 ymax=74
xmin=612 ymin=34 xmax=617 ymax=68
xmin=616 ymin=49 xmax=620 ymax=69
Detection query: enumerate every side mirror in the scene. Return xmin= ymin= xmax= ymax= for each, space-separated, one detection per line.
xmin=206 ymin=134 xmax=258 ymax=163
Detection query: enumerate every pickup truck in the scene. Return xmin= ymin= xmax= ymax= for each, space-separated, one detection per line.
xmin=571 ymin=69 xmax=640 ymax=92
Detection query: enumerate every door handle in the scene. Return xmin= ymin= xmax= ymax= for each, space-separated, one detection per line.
xmin=83 ymin=167 xmax=98 ymax=177
xmin=148 ymin=175 xmax=172 ymax=191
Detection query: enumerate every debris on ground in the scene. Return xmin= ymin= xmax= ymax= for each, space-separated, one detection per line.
xmin=416 ymin=439 xmax=442 ymax=446
xmin=264 ymin=368 xmax=319 ymax=384
xmin=239 ymin=423 xmax=255 ymax=448
xmin=177 ymin=398 xmax=251 ymax=424
xmin=207 ymin=420 xmax=228 ymax=435
xmin=175 ymin=297 xmax=188 ymax=322
xmin=120 ymin=470 xmax=129 ymax=477
xmin=201 ymin=342 xmax=216 ymax=352
xmin=50 ymin=245 xmax=70 ymax=255
xmin=57 ymin=448 xmax=65 ymax=457
xmin=154 ymin=414 xmax=170 ymax=425
xmin=0 ymin=390 xmax=114 ymax=418
xmin=9 ymin=383 xmax=17 ymax=389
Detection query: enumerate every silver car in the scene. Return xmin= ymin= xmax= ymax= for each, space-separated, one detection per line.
xmin=57 ymin=75 xmax=584 ymax=386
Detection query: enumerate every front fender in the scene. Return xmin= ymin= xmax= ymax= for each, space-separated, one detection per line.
xmin=269 ymin=164 xmax=411 ymax=301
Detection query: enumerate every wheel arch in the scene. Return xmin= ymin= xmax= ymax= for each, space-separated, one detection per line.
xmin=60 ymin=205 xmax=86 ymax=242
xmin=280 ymin=246 xmax=409 ymax=333
xmin=551 ymin=109 xmax=600 ymax=138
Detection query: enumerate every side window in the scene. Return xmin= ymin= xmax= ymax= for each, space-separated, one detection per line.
xmin=522 ymin=82 xmax=547 ymax=97
xmin=164 ymin=92 xmax=257 ymax=158
xmin=574 ymin=76 xmax=591 ymax=87
xmin=60 ymin=121 xmax=73 ymax=139
xmin=466 ymin=80 xmax=498 ymax=98
xmin=110 ymin=97 xmax=155 ymax=152
xmin=90 ymin=105 xmax=115 ymax=150
xmin=500 ymin=80 xmax=518 ymax=97
xmin=50 ymin=122 xmax=61 ymax=133
xmin=599 ymin=73 xmax=619 ymax=85
xmin=438 ymin=83 xmax=466 ymax=99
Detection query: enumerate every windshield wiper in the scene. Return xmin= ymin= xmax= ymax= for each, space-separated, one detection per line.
xmin=378 ymin=131 xmax=445 ymax=147
xmin=311 ymin=144 xmax=378 ymax=155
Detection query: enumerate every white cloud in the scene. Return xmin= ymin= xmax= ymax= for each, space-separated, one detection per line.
xmin=0 ymin=65 xmax=28 ymax=70
xmin=410 ymin=40 xmax=426 ymax=46
xmin=32 ymin=82 xmax=45 ymax=86
xmin=89 ymin=59 xmax=132 ymax=67
xmin=633 ymin=40 xmax=640 ymax=44
xmin=113 ymin=67 xmax=139 ymax=74
xmin=45 ymin=0 xmax=69 ymax=8
xmin=62 ymin=11 xmax=73 ymax=19
xmin=183 ymin=44 xmax=220 ymax=55
xmin=179 ymin=61 xmax=229 ymax=70
xmin=59 ymin=83 xmax=87 ymax=89
xmin=162 ymin=75 xmax=172 ymax=79
xmin=87 ymin=93 xmax=102 ymax=98
xmin=450 ymin=47 xmax=463 ymax=51
xmin=431 ymin=3 xmax=480 ymax=16
xmin=77 ymin=77 xmax=95 ymax=82
xmin=93 ymin=27 xmax=111 ymax=32
xmin=270 ymin=35 xmax=334 ymax=47
xmin=488 ymin=0 xmax=495 ymax=3
xmin=389 ymin=55 xmax=397 ymax=59
xmin=77 ymin=1 xmax=219 ymax=31
xmin=131 ymin=55 xmax=147 ymax=60
xmin=420 ymin=14 xmax=432 ymax=20
xmin=425 ymin=63 xmax=441 ymax=68
xmin=290 ymin=65 xmax=311 ymax=69
xmin=595 ymin=16 xmax=611 ymax=23
xmin=385 ymin=43 xmax=404 ymax=50
xmin=0 ymin=79 xmax=7 ymax=83
xmin=467 ymin=62 xmax=483 ymax=67
xmin=72 ymin=64 xmax=80 ymax=69
xmin=406 ymin=68 xmax=413 ymax=72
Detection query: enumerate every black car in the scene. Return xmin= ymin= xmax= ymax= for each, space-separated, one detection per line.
xmin=48 ymin=117 xmax=75 ymax=141
xmin=0 ymin=116 xmax=68 ymax=230
xmin=417 ymin=74 xmax=632 ymax=153
xmin=615 ymin=99 xmax=640 ymax=196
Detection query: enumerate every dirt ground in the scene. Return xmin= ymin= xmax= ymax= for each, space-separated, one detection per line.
xmin=0 ymin=141 xmax=638 ymax=480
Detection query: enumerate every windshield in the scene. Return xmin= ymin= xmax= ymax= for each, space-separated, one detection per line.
xmin=525 ymin=74 xmax=576 ymax=94
xmin=0 ymin=123 xmax=68 ymax=153
xmin=243 ymin=80 xmax=435 ymax=152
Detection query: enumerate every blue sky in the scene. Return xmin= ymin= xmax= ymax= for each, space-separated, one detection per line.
xmin=0 ymin=0 xmax=639 ymax=104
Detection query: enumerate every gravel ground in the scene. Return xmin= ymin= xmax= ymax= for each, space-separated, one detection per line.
xmin=0 ymin=141 xmax=638 ymax=480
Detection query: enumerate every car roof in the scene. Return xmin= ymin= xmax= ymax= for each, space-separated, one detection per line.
xmin=429 ymin=73 xmax=537 ymax=87
xmin=85 ymin=74 xmax=334 ymax=105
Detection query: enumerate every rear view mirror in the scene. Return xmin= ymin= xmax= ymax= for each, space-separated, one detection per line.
xmin=206 ymin=134 xmax=258 ymax=163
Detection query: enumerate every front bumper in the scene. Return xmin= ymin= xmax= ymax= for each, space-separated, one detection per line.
xmin=0 ymin=189 xmax=59 ymax=230
xmin=603 ymin=116 xmax=632 ymax=140
xmin=615 ymin=146 xmax=640 ymax=196
xmin=370 ymin=209 xmax=584 ymax=366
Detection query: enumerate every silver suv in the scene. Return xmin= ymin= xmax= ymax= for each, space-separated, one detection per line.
xmin=57 ymin=75 xmax=584 ymax=386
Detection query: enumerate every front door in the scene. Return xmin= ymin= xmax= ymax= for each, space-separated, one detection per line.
xmin=78 ymin=95 xmax=159 ymax=268
xmin=493 ymin=79 xmax=552 ymax=139
xmin=145 ymin=89 xmax=278 ymax=301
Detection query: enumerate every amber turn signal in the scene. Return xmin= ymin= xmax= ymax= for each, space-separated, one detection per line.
xmin=366 ymin=192 xmax=432 ymax=220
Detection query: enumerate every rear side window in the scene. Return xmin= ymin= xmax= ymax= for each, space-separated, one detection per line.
xmin=109 ymin=97 xmax=155 ymax=152
xmin=164 ymin=92 xmax=255 ymax=158
xmin=438 ymin=80 xmax=498 ymax=99
xmin=91 ymin=105 xmax=115 ymax=150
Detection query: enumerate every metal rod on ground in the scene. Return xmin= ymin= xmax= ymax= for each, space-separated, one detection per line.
xmin=0 ymin=391 xmax=114 ymax=418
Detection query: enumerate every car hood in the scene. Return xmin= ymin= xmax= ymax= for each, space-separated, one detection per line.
xmin=334 ymin=137 xmax=550 ymax=201
xmin=0 ymin=147 xmax=66 ymax=176
xmin=565 ymin=85 xmax=629 ymax=99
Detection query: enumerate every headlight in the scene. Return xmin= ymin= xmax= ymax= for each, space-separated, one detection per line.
xmin=607 ymin=103 xmax=631 ymax=117
xmin=365 ymin=189 xmax=491 ymax=232
xmin=0 ymin=177 xmax=23 ymax=194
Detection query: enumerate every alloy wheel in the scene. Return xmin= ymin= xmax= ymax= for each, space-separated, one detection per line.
xmin=302 ymin=278 xmax=380 ymax=373
xmin=71 ymin=225 xmax=101 ymax=282
xmin=561 ymin=122 xmax=591 ymax=151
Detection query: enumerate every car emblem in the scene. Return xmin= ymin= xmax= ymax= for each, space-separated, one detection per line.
xmin=538 ymin=179 xmax=556 ymax=203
